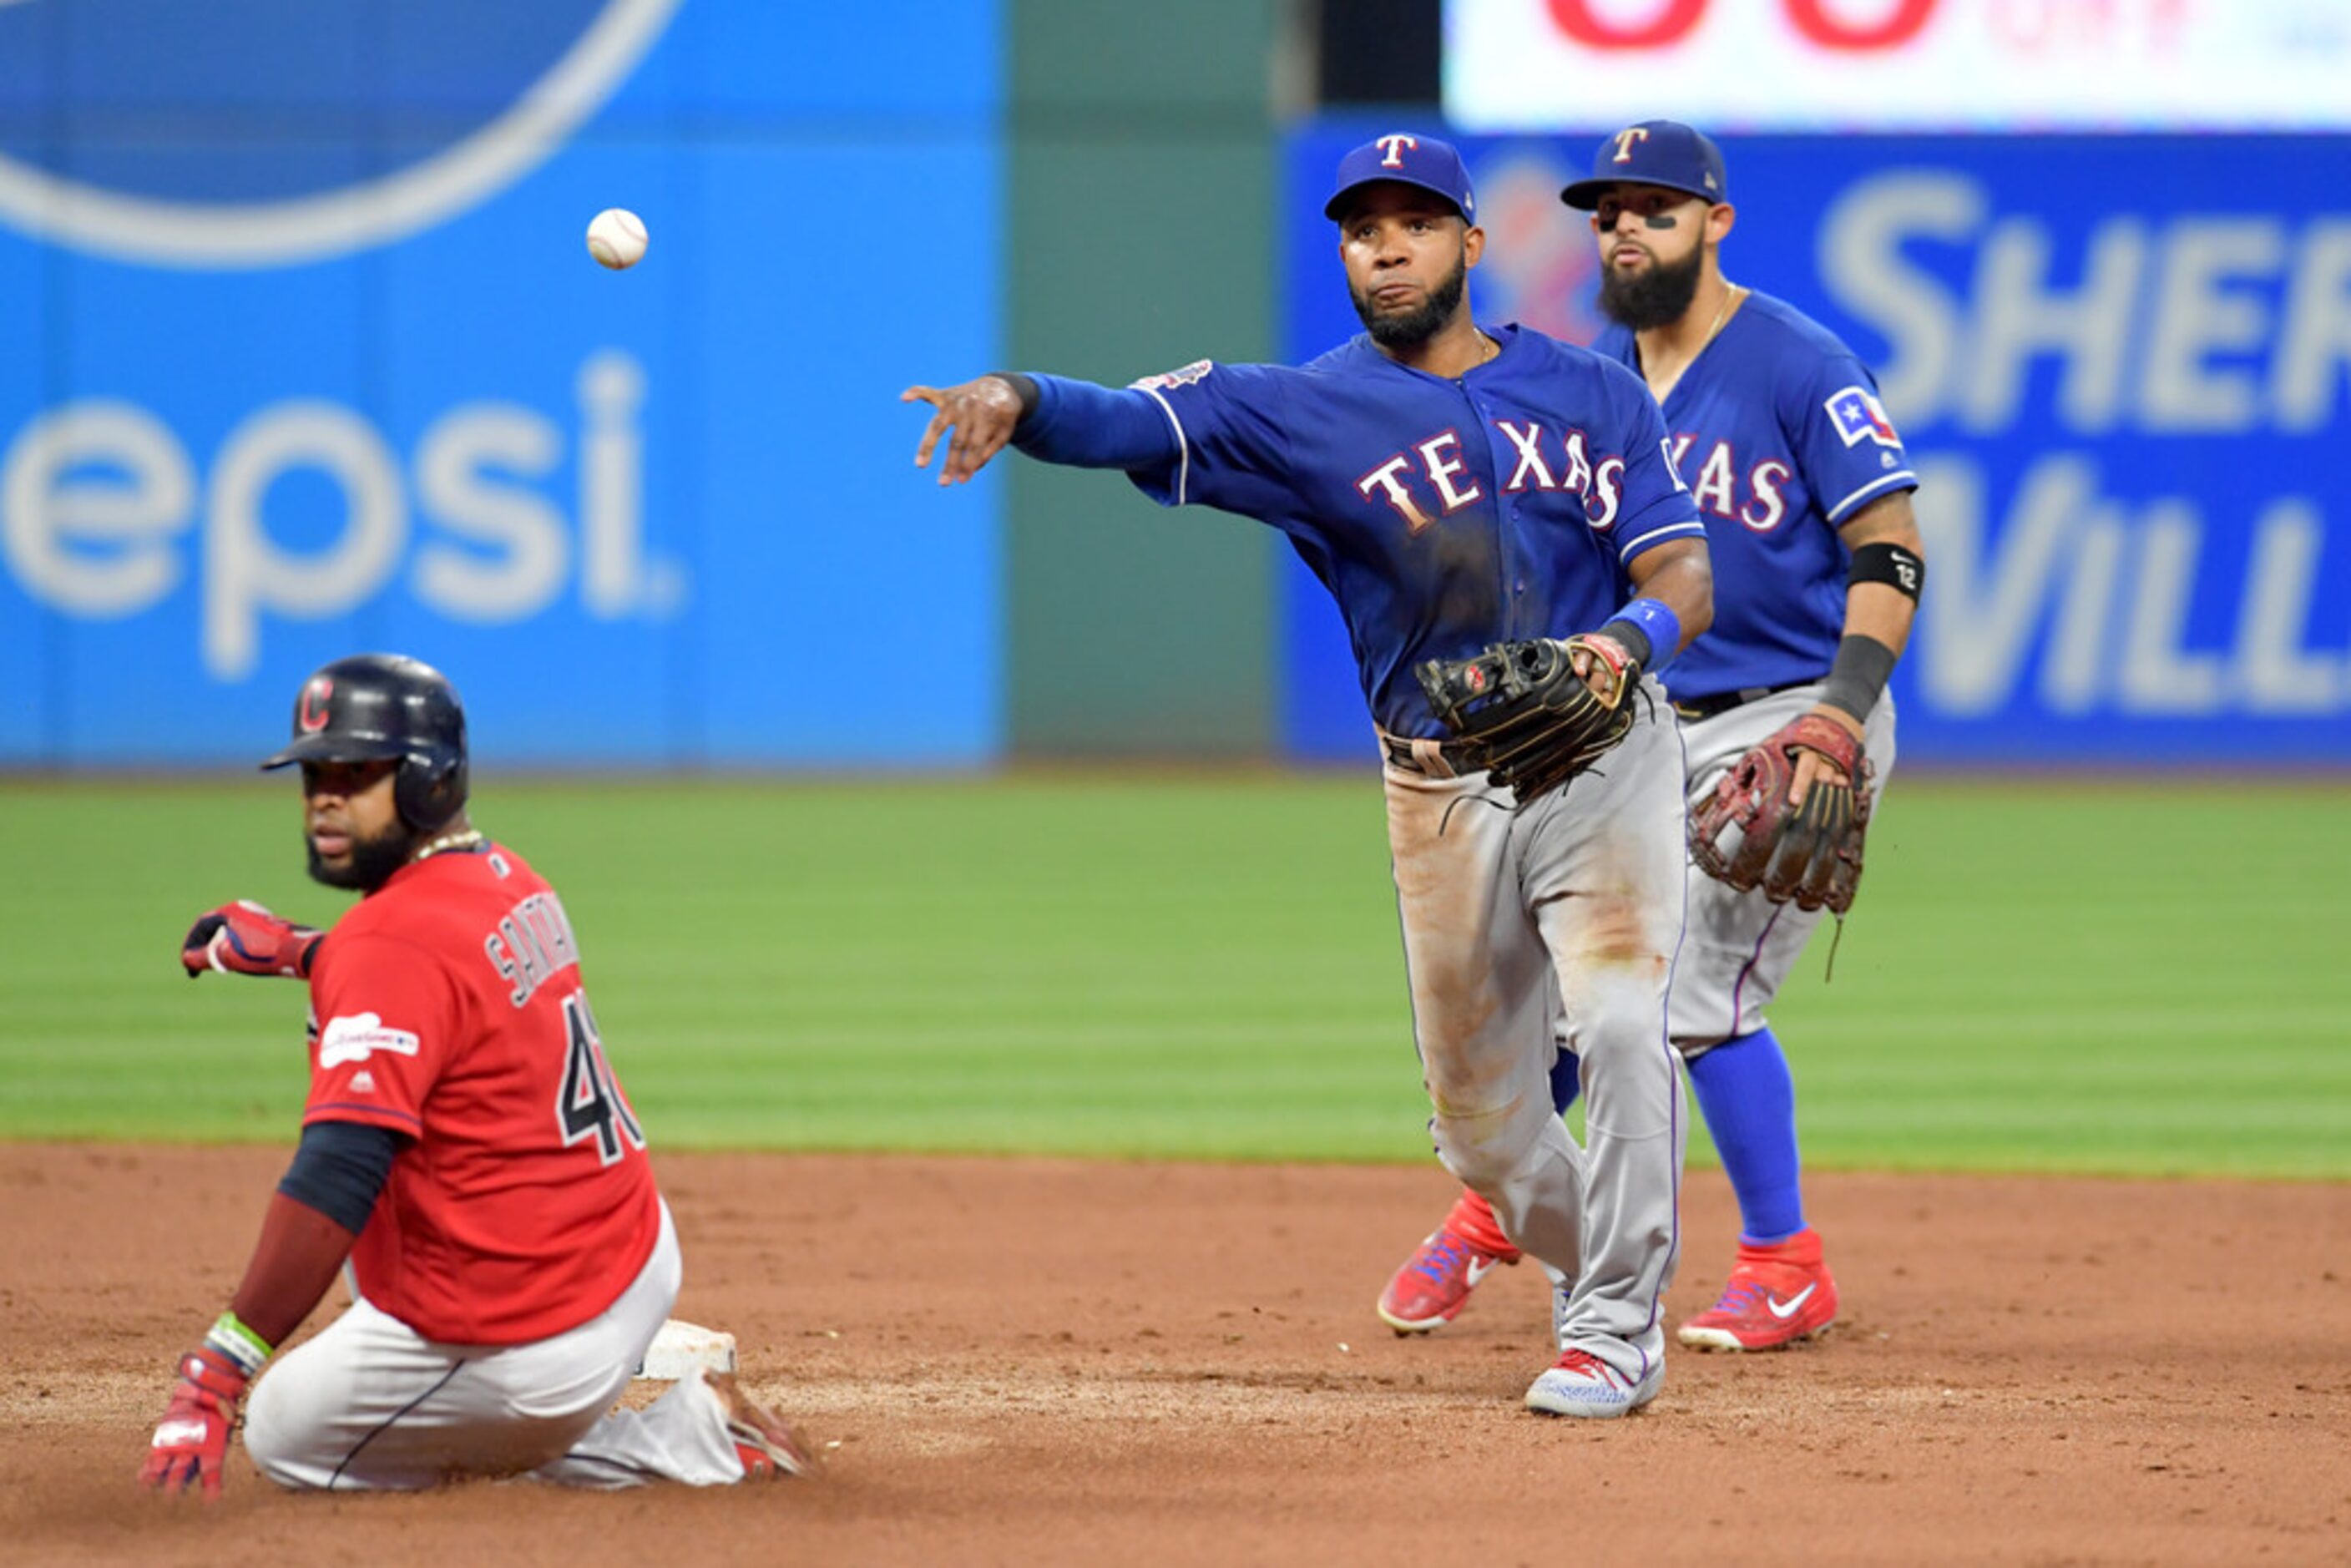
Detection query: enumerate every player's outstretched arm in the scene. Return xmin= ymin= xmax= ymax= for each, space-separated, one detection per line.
xmin=904 ymin=370 xmax=1183 ymax=488
xmin=902 ymin=375 xmax=1029 ymax=486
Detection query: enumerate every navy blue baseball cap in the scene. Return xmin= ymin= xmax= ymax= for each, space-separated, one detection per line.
xmin=1560 ymin=120 xmax=1728 ymax=210
xmin=1324 ymin=133 xmax=1477 ymax=224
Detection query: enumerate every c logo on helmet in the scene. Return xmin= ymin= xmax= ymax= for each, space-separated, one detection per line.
xmin=299 ymin=678 xmax=334 ymax=733
xmin=0 ymin=0 xmax=680 ymax=269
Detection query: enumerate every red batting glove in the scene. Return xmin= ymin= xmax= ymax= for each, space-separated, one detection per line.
xmin=139 ymin=1346 xmax=250 ymax=1497
xmin=182 ymin=901 xmax=323 ymax=980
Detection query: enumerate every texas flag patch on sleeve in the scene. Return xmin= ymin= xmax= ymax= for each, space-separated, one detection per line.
xmin=1824 ymin=385 xmax=1902 ymax=448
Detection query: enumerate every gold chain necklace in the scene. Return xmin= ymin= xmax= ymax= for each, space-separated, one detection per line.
xmin=413 ymin=827 xmax=486 ymax=862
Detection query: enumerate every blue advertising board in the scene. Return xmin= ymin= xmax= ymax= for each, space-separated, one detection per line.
xmin=1283 ymin=123 xmax=2351 ymax=766
xmin=0 ymin=1 xmax=1003 ymax=766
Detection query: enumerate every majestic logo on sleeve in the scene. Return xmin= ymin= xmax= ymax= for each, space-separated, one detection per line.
xmin=0 ymin=0 xmax=680 ymax=268
xmin=1130 ymin=360 xmax=1215 ymax=392
xmin=319 ymin=1013 xmax=422 ymax=1068
xmin=1825 ymin=386 xmax=1904 ymax=449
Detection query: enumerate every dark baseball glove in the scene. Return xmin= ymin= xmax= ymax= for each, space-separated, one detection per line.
xmin=1415 ymin=635 xmax=1639 ymax=807
xmin=1689 ymin=713 xmax=1873 ymax=913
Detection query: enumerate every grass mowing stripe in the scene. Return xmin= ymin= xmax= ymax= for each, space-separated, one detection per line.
xmin=3 ymin=776 xmax=2344 ymax=1176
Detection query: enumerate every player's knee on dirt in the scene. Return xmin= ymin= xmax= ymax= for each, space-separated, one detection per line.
xmin=239 ymin=1368 xmax=329 ymax=1490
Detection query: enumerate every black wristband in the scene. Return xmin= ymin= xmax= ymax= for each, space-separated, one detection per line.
xmin=1818 ymin=634 xmax=1898 ymax=725
xmin=990 ymin=372 xmax=1041 ymax=423
xmin=1848 ymin=540 xmax=1924 ymax=601
xmin=1595 ymin=618 xmax=1653 ymax=670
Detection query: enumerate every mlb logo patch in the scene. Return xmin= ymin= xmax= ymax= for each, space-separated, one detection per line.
xmin=1824 ymin=386 xmax=1902 ymax=449
xmin=1130 ymin=360 xmax=1215 ymax=392
xmin=319 ymin=1012 xmax=422 ymax=1069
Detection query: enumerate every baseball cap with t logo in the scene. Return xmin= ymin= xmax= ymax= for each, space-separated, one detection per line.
xmin=1560 ymin=120 xmax=1729 ymax=210
xmin=1325 ymin=133 xmax=1478 ymax=223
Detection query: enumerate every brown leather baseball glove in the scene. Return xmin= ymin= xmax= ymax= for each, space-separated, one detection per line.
xmin=1414 ymin=635 xmax=1638 ymax=807
xmin=1689 ymin=713 xmax=1873 ymax=913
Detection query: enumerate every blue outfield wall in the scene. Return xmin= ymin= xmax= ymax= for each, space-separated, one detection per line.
xmin=0 ymin=0 xmax=1003 ymax=767
xmin=1282 ymin=124 xmax=2351 ymax=766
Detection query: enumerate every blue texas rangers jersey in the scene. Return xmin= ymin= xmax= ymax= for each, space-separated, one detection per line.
xmin=1015 ymin=325 xmax=1702 ymax=738
xmin=1591 ymin=291 xmax=1917 ymax=703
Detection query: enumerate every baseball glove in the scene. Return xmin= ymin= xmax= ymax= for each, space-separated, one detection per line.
xmin=1689 ymin=713 xmax=1873 ymax=913
xmin=1414 ymin=635 xmax=1639 ymax=807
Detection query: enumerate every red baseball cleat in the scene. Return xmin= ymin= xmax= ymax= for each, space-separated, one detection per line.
xmin=1676 ymin=1227 xmax=1839 ymax=1352
xmin=1377 ymin=1189 xmax=1522 ymax=1333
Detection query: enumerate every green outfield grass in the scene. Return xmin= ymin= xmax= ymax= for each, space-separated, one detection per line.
xmin=3 ymin=774 xmax=2344 ymax=1178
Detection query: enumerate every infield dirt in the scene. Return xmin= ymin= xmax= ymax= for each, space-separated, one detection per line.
xmin=4 ymin=1146 xmax=2344 ymax=1565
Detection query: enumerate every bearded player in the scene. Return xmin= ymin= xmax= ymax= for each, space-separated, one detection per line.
xmin=907 ymin=134 xmax=1711 ymax=1417
xmin=144 ymin=654 xmax=815 ymax=1495
xmin=1378 ymin=121 xmax=1925 ymax=1353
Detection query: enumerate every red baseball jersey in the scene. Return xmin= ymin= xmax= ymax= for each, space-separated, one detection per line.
xmin=301 ymin=842 xmax=660 ymax=1345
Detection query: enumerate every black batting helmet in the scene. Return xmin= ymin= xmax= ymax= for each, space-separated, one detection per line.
xmin=261 ymin=654 xmax=469 ymax=832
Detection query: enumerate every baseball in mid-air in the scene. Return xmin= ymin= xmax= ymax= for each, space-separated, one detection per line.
xmin=585 ymin=208 xmax=649 ymax=271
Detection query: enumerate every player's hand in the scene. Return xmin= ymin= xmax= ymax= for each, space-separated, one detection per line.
xmin=1785 ymin=703 xmax=1863 ymax=807
xmin=1565 ymin=633 xmax=1637 ymax=705
xmin=139 ymin=1347 xmax=250 ymax=1498
xmin=902 ymin=377 xmax=1024 ymax=486
xmin=182 ymin=901 xmax=323 ymax=980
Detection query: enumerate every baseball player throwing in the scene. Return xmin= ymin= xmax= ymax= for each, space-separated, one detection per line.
xmin=906 ymin=134 xmax=1713 ymax=1417
xmin=143 ymin=654 xmax=815 ymax=1494
xmin=1378 ymin=122 xmax=1925 ymax=1353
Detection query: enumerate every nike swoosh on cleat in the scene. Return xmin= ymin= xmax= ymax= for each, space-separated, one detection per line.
xmin=1766 ymin=1283 xmax=1818 ymax=1319
xmin=1465 ymin=1256 xmax=1499 ymax=1287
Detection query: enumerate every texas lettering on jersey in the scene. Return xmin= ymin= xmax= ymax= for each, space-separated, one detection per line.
xmin=1357 ymin=421 xmax=1682 ymax=534
xmin=1668 ymin=435 xmax=1794 ymax=533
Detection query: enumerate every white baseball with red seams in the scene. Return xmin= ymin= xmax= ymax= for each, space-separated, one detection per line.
xmin=586 ymin=207 xmax=649 ymax=269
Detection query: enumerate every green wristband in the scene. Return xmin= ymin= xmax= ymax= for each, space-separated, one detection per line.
xmin=205 ymin=1311 xmax=274 ymax=1376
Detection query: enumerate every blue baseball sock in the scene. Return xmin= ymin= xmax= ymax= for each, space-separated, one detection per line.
xmin=1685 ymin=1026 xmax=1805 ymax=1244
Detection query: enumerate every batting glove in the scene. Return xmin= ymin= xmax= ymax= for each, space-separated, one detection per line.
xmin=139 ymin=1343 xmax=254 ymax=1498
xmin=182 ymin=901 xmax=323 ymax=980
